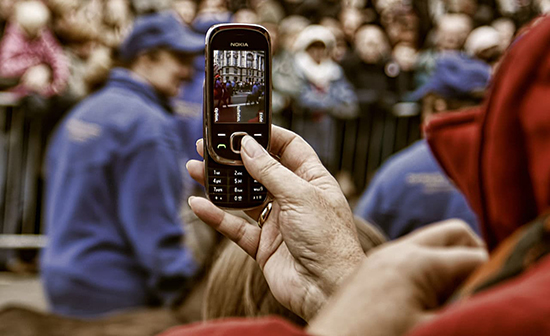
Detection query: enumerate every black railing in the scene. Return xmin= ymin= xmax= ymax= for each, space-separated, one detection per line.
xmin=0 ymin=92 xmax=45 ymax=250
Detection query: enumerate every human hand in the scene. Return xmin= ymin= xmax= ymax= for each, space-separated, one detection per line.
xmin=21 ymin=64 xmax=51 ymax=94
xmin=186 ymin=126 xmax=365 ymax=320
xmin=308 ymin=220 xmax=488 ymax=336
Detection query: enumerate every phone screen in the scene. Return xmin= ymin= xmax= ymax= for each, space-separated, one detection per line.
xmin=212 ymin=49 xmax=266 ymax=124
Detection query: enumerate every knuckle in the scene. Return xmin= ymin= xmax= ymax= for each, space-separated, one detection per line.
xmin=257 ymin=156 xmax=280 ymax=179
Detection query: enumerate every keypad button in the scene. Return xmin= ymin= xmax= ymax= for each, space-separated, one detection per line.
xmin=210 ymin=177 xmax=227 ymax=185
xmin=252 ymin=185 xmax=265 ymax=193
xmin=210 ymin=169 xmax=224 ymax=176
xmin=229 ymin=194 xmax=246 ymax=202
xmin=232 ymin=186 xmax=245 ymax=193
xmin=209 ymin=186 xmax=226 ymax=194
xmin=211 ymin=195 xmax=227 ymax=202
xmin=232 ymin=177 xmax=245 ymax=185
xmin=251 ymin=194 xmax=267 ymax=202
xmin=232 ymin=168 xmax=245 ymax=177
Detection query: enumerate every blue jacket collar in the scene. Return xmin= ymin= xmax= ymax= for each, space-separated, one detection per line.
xmin=106 ymin=68 xmax=174 ymax=113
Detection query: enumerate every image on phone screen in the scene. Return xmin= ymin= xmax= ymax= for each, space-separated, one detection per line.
xmin=212 ymin=50 xmax=266 ymax=124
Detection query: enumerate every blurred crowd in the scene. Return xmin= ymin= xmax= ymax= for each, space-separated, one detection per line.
xmin=0 ymin=0 xmax=550 ymax=335
xmin=0 ymin=0 xmax=540 ymax=159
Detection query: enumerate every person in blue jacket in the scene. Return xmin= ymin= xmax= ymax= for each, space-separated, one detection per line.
xmin=354 ymin=53 xmax=489 ymax=240
xmin=40 ymin=12 xmax=205 ymax=318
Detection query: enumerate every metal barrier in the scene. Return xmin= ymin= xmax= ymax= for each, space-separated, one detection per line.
xmin=0 ymin=90 xmax=420 ymax=250
xmin=0 ymin=92 xmax=45 ymax=250
xmin=335 ymin=109 xmax=422 ymax=193
xmin=288 ymin=107 xmax=422 ymax=194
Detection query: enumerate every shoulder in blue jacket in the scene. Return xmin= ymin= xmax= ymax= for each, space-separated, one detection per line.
xmin=354 ymin=139 xmax=479 ymax=240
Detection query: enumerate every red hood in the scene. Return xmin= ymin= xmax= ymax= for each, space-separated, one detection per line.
xmin=426 ymin=16 xmax=550 ymax=251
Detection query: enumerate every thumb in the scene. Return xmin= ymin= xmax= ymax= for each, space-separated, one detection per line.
xmin=240 ymin=135 xmax=309 ymax=201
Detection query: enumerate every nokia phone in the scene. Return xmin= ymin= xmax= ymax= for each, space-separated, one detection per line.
xmin=204 ymin=24 xmax=271 ymax=209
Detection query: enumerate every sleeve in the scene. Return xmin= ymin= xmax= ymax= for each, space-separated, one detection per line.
xmin=297 ymin=77 xmax=359 ymax=119
xmin=40 ymin=29 xmax=69 ymax=96
xmin=406 ymin=255 xmax=550 ymax=336
xmin=158 ymin=317 xmax=309 ymax=336
xmin=114 ymin=140 xmax=198 ymax=306
xmin=0 ymin=23 xmax=40 ymax=78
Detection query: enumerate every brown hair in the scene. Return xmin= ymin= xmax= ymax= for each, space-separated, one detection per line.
xmin=203 ymin=239 xmax=306 ymax=326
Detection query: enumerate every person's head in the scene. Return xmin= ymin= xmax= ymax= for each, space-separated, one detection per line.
xmin=278 ymin=15 xmax=310 ymax=52
xmin=464 ymin=26 xmax=502 ymax=65
xmin=339 ymin=7 xmax=364 ymax=42
xmin=14 ymin=0 xmax=50 ymax=38
xmin=411 ymin=54 xmax=491 ymax=123
xmin=118 ymin=12 xmax=204 ymax=97
xmin=355 ymin=25 xmax=391 ymax=64
xmin=0 ymin=0 xmax=15 ymax=20
xmin=491 ymin=18 xmax=516 ymax=52
xmin=173 ymin=0 xmax=197 ymax=24
xmin=203 ymin=240 xmax=307 ymax=325
xmin=130 ymin=48 xmax=195 ymax=97
xmin=436 ymin=14 xmax=473 ymax=51
xmin=103 ymin=0 xmax=132 ymax=27
xmin=232 ymin=8 xmax=258 ymax=24
xmin=392 ymin=42 xmax=418 ymax=72
xmin=294 ymin=25 xmax=336 ymax=64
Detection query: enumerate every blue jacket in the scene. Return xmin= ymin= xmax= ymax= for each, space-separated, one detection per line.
xmin=41 ymin=68 xmax=198 ymax=318
xmin=354 ymin=140 xmax=479 ymax=240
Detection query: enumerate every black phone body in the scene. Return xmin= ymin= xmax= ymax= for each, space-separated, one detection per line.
xmin=204 ymin=24 xmax=271 ymax=209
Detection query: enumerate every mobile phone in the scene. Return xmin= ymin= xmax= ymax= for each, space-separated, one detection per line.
xmin=204 ymin=24 xmax=271 ymax=209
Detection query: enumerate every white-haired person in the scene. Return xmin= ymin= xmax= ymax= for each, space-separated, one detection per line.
xmin=291 ymin=24 xmax=358 ymax=172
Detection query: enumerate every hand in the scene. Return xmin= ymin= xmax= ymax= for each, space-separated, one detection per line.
xmin=308 ymin=220 xmax=488 ymax=336
xmin=21 ymin=64 xmax=51 ymax=94
xmin=186 ymin=126 xmax=365 ymax=320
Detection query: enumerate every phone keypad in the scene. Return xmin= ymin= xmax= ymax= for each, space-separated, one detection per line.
xmin=208 ymin=168 xmax=268 ymax=206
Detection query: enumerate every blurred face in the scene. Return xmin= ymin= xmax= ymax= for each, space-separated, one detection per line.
xmin=306 ymin=42 xmax=327 ymax=64
xmin=0 ymin=0 xmax=15 ymax=20
xmin=355 ymin=27 xmax=389 ymax=64
xmin=103 ymin=0 xmax=131 ymax=26
xmin=393 ymin=43 xmax=417 ymax=71
xmin=233 ymin=9 xmax=258 ymax=24
xmin=340 ymin=8 xmax=363 ymax=41
xmin=173 ymin=0 xmax=197 ymax=24
xmin=437 ymin=19 xmax=471 ymax=51
xmin=141 ymin=49 xmax=195 ymax=97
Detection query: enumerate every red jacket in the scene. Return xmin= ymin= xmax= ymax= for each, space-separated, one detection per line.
xmin=409 ymin=15 xmax=550 ymax=336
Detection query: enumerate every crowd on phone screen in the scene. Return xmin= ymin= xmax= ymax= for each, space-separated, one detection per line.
xmin=0 ymin=0 xmax=549 ymax=335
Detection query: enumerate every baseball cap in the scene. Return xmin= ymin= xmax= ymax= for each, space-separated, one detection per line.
xmin=410 ymin=52 xmax=491 ymax=101
xmin=119 ymin=11 xmax=205 ymax=62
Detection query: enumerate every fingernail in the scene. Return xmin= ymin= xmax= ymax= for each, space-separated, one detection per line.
xmin=242 ymin=135 xmax=264 ymax=158
xmin=195 ymin=138 xmax=202 ymax=147
xmin=188 ymin=196 xmax=195 ymax=208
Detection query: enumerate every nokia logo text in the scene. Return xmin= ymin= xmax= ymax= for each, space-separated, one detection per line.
xmin=230 ymin=42 xmax=249 ymax=47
